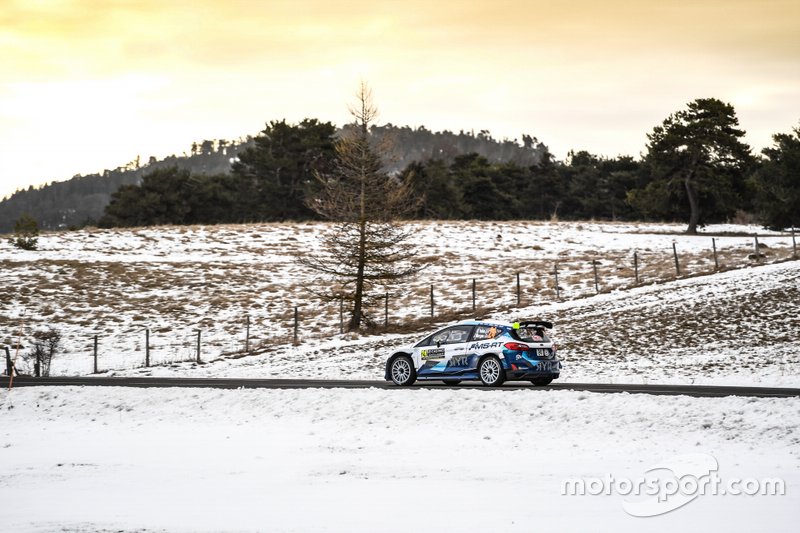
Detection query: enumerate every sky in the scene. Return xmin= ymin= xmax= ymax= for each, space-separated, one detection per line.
xmin=1 ymin=0 xmax=799 ymax=199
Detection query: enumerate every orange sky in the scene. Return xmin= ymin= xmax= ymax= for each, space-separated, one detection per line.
xmin=1 ymin=0 xmax=799 ymax=198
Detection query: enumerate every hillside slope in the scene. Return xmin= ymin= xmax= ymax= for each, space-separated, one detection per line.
xmin=2 ymin=220 xmax=796 ymax=385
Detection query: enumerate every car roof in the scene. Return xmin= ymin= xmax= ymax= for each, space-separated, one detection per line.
xmin=456 ymin=319 xmax=514 ymax=328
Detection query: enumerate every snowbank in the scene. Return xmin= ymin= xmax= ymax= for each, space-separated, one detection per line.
xmin=1 ymin=386 xmax=798 ymax=532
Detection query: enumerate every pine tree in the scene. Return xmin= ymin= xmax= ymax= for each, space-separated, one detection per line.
xmin=631 ymin=98 xmax=754 ymax=234
xmin=752 ymin=124 xmax=800 ymax=230
xmin=9 ymin=214 xmax=39 ymax=250
xmin=301 ymin=83 xmax=420 ymax=331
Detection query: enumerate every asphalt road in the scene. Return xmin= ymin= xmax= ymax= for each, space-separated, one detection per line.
xmin=2 ymin=376 xmax=799 ymax=398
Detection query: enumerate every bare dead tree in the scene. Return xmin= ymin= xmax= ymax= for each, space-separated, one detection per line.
xmin=302 ymin=83 xmax=420 ymax=331
xmin=23 ymin=327 xmax=62 ymax=377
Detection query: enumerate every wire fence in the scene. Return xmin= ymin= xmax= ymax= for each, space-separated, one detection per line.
xmin=3 ymin=233 xmax=798 ymax=377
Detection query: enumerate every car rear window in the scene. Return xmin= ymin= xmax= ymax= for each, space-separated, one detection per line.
xmin=513 ymin=327 xmax=550 ymax=342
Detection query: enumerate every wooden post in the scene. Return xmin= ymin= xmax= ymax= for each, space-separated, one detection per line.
xmin=592 ymin=260 xmax=599 ymax=294
xmin=4 ymin=346 xmax=12 ymax=377
xmin=93 ymin=335 xmax=98 ymax=374
xmin=430 ymin=285 xmax=434 ymax=318
xmin=554 ymin=262 xmax=560 ymax=300
xmin=754 ymin=236 xmax=761 ymax=262
xmin=712 ymin=238 xmax=719 ymax=270
xmin=245 ymin=315 xmax=250 ymax=352
xmin=293 ymin=307 xmax=299 ymax=345
xmin=634 ymin=251 xmax=639 ymax=284
xmin=792 ymin=227 xmax=797 ymax=258
xmin=34 ymin=350 xmax=41 ymax=377
xmin=145 ymin=328 xmax=150 ymax=367
xmin=384 ymin=292 xmax=389 ymax=328
xmin=673 ymin=243 xmax=681 ymax=276
xmin=196 ymin=330 xmax=201 ymax=363
xmin=516 ymin=272 xmax=521 ymax=306
xmin=472 ymin=278 xmax=476 ymax=312
xmin=339 ymin=297 xmax=344 ymax=334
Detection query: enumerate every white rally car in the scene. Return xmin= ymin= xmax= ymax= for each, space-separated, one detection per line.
xmin=384 ymin=319 xmax=561 ymax=387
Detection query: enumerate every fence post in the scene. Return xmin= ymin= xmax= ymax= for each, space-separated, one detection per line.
xmin=293 ymin=307 xmax=299 ymax=345
xmin=792 ymin=227 xmax=797 ymax=258
xmin=472 ymin=278 xmax=476 ymax=312
xmin=554 ymin=262 xmax=560 ymax=299
xmin=196 ymin=330 xmax=201 ymax=363
xmin=93 ymin=335 xmax=98 ymax=374
xmin=592 ymin=260 xmax=599 ymax=294
xmin=4 ymin=346 xmax=12 ymax=376
xmin=516 ymin=272 xmax=521 ymax=306
xmin=430 ymin=285 xmax=434 ymax=318
xmin=145 ymin=328 xmax=150 ymax=367
xmin=245 ymin=315 xmax=250 ymax=352
xmin=712 ymin=238 xmax=719 ymax=270
xmin=339 ymin=297 xmax=344 ymax=334
xmin=673 ymin=243 xmax=681 ymax=276
xmin=34 ymin=350 xmax=41 ymax=378
xmin=384 ymin=292 xmax=389 ymax=328
xmin=754 ymin=236 xmax=761 ymax=262
xmin=634 ymin=251 xmax=639 ymax=284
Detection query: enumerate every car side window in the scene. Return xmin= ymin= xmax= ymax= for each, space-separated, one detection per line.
xmin=472 ymin=326 xmax=491 ymax=341
xmin=419 ymin=326 xmax=474 ymax=347
xmin=431 ymin=330 xmax=450 ymax=345
xmin=445 ymin=326 xmax=472 ymax=344
xmin=471 ymin=325 xmax=503 ymax=341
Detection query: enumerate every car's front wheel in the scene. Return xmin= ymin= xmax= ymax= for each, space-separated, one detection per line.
xmin=389 ymin=356 xmax=416 ymax=386
xmin=478 ymin=356 xmax=505 ymax=387
xmin=531 ymin=377 xmax=553 ymax=386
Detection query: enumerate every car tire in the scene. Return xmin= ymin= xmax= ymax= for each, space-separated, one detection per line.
xmin=389 ymin=355 xmax=416 ymax=386
xmin=531 ymin=377 xmax=553 ymax=386
xmin=443 ymin=380 xmax=461 ymax=386
xmin=478 ymin=356 xmax=505 ymax=387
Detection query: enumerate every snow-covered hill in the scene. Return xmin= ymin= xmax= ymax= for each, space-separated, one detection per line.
xmin=2 ymin=220 xmax=798 ymax=532
xmin=2 ymin=221 xmax=797 ymax=385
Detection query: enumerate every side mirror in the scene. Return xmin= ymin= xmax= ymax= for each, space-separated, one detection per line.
xmin=436 ymin=340 xmax=441 ymax=348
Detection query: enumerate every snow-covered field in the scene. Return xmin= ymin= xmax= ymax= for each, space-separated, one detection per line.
xmin=124 ymin=258 xmax=800 ymax=388
xmin=2 ymin=220 xmax=799 ymax=532
xmin=1 ymin=220 xmax=798 ymax=385
xmin=1 ymin=386 xmax=798 ymax=532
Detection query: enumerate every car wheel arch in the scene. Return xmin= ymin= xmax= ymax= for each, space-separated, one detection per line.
xmin=388 ymin=352 xmax=412 ymax=365
xmin=386 ymin=352 xmax=413 ymax=374
xmin=477 ymin=352 xmax=503 ymax=368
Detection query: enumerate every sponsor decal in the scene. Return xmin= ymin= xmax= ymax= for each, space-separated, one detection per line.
xmin=421 ymin=348 xmax=445 ymax=360
xmin=448 ymin=355 xmax=469 ymax=367
xmin=468 ymin=341 xmax=503 ymax=350
xmin=537 ymin=361 xmax=557 ymax=372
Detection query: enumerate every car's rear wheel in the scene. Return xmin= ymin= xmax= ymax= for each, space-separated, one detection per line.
xmin=531 ymin=377 xmax=553 ymax=386
xmin=478 ymin=356 xmax=505 ymax=387
xmin=389 ymin=356 xmax=416 ymax=386
xmin=443 ymin=380 xmax=461 ymax=386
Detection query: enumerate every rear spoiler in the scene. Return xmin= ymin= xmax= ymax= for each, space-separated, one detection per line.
xmin=514 ymin=320 xmax=554 ymax=330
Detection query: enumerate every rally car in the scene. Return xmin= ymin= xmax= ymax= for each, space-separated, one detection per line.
xmin=384 ymin=319 xmax=561 ymax=387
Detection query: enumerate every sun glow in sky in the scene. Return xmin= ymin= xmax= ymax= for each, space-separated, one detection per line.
xmin=1 ymin=0 xmax=798 ymax=198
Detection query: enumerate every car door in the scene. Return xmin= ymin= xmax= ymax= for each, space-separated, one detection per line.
xmin=415 ymin=325 xmax=474 ymax=377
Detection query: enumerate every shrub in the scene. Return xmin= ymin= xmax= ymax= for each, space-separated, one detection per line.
xmin=9 ymin=214 xmax=39 ymax=250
